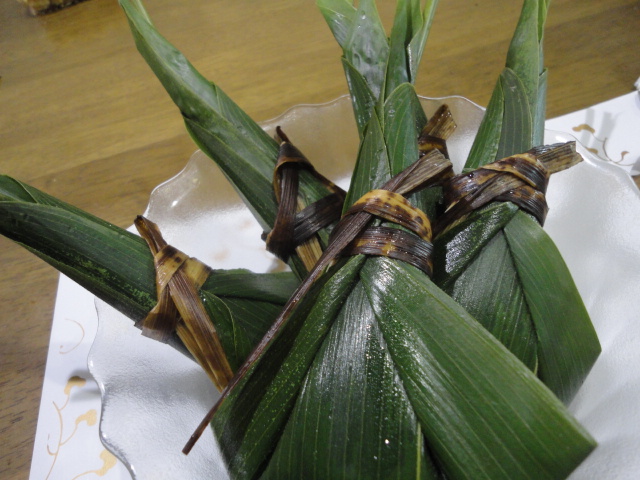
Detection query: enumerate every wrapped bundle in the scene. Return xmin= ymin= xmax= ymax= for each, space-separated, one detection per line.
xmin=431 ymin=0 xmax=600 ymax=404
xmin=0 ymin=0 xmax=600 ymax=478
xmin=119 ymin=0 xmax=598 ymax=477
xmin=0 ymin=176 xmax=297 ymax=385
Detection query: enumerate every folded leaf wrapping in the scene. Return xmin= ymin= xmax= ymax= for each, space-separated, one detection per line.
xmin=0 ymin=0 xmax=601 ymax=478
xmin=432 ymin=0 xmax=600 ymax=404
xmin=0 ymin=175 xmax=297 ymax=370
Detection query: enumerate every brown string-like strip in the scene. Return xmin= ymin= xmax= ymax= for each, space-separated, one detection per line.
xmin=435 ymin=142 xmax=582 ymax=236
xmin=419 ymin=104 xmax=457 ymax=159
xmin=336 ymin=188 xmax=434 ymax=275
xmin=135 ymin=216 xmax=234 ymax=392
xmin=345 ymin=225 xmax=434 ymax=275
xmin=264 ymin=127 xmax=346 ymax=270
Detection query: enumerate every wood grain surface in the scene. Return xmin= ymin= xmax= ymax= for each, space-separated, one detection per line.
xmin=1 ymin=0 xmax=638 ymax=477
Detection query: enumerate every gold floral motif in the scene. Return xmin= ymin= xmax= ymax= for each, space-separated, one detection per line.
xmin=572 ymin=123 xmax=631 ymax=166
xmin=70 ymin=449 xmax=119 ymax=479
xmin=45 ymin=375 xmax=116 ymax=479
xmin=58 ymin=318 xmax=86 ymax=354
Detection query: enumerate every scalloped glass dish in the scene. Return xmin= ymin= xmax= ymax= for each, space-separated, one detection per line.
xmin=88 ymin=96 xmax=640 ymax=479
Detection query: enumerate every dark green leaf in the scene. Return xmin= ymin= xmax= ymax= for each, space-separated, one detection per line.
xmin=341 ymin=57 xmax=378 ymax=137
xmin=433 ymin=202 xmax=519 ymax=287
xmin=444 ymin=230 xmax=538 ymax=371
xmin=262 ymin=283 xmax=439 ymax=479
xmin=316 ymin=0 xmax=357 ymax=49
xmin=212 ymin=256 xmax=365 ymax=480
xmin=362 ymin=257 xmax=595 ymax=480
xmin=534 ymin=68 xmax=548 ymax=145
xmin=504 ymin=211 xmax=601 ymax=403
xmin=387 ymin=0 xmax=439 ymax=92
xmin=0 ymin=175 xmax=297 ymax=367
xmin=120 ymin=0 xmax=335 ymax=277
xmin=440 ymin=0 xmax=599 ymax=403
xmin=495 ymin=67 xmax=533 ymax=160
xmin=342 ymin=0 xmax=389 ymax=101
xmin=343 ymin=108 xmax=391 ymax=210
xmin=505 ymin=0 xmax=546 ymax=121
xmin=465 ymin=76 xmax=504 ymax=170
xmin=406 ymin=0 xmax=439 ymax=83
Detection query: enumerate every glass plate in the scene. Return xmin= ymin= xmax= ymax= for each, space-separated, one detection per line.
xmin=88 ymin=96 xmax=640 ymax=479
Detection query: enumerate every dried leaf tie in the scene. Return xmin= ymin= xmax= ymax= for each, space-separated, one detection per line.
xmin=264 ymin=127 xmax=346 ymax=270
xmin=435 ymin=142 xmax=582 ymax=236
xmin=418 ymin=104 xmax=457 ymax=159
xmin=340 ymin=189 xmax=434 ymax=275
xmin=134 ymin=216 xmax=234 ymax=391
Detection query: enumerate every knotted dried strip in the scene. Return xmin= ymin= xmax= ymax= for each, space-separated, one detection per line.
xmin=291 ymin=192 xmax=346 ymax=245
xmin=418 ymin=104 xmax=457 ymax=159
xmin=346 ymin=189 xmax=432 ymax=240
xmin=346 ymin=225 xmax=434 ymax=275
xmin=335 ymin=188 xmax=434 ymax=274
xmin=436 ymin=142 xmax=582 ymax=236
xmin=265 ymin=127 xmax=346 ymax=270
xmin=135 ymin=216 xmax=234 ymax=391
xmin=532 ymin=142 xmax=583 ymax=174
xmin=184 ymin=149 xmax=453 ymax=453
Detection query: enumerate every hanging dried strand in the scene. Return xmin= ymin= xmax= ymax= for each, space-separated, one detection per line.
xmin=264 ymin=127 xmax=347 ymax=270
xmin=435 ymin=142 xmax=582 ymax=236
xmin=183 ymin=149 xmax=453 ymax=454
xmin=135 ymin=216 xmax=234 ymax=391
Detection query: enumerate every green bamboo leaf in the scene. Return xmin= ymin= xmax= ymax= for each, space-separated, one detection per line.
xmin=466 ymin=0 xmax=548 ymax=168
xmin=362 ymin=257 xmax=595 ymax=480
xmin=343 ymin=108 xmax=391 ymax=210
xmin=212 ymin=256 xmax=365 ymax=479
xmin=387 ymin=0 xmax=439 ymax=92
xmin=121 ymin=0 xmax=277 ymax=163
xmin=504 ymin=211 xmax=600 ymax=403
xmin=438 ymin=0 xmax=599 ymax=402
xmin=433 ymin=202 xmax=519 ymax=287
xmin=316 ymin=0 xmax=357 ymax=48
xmin=505 ymin=0 xmax=546 ymax=120
xmin=0 ymin=176 xmax=156 ymax=320
xmin=434 ymin=182 xmax=599 ymax=399
xmin=406 ymin=0 xmax=439 ymax=83
xmin=344 ymin=82 xmax=427 ymax=211
xmin=262 ymin=283 xmax=439 ymax=479
xmin=200 ymin=291 xmax=252 ymax=371
xmin=465 ymin=76 xmax=504 ymax=170
xmin=386 ymin=0 xmax=416 ymax=94
xmin=319 ymin=0 xmax=439 ymax=129
xmin=120 ymin=0 xmax=278 ymax=228
xmin=495 ymin=67 xmax=533 ymax=161
xmin=534 ymin=68 xmax=548 ymax=145
xmin=443 ymin=229 xmax=538 ymax=372
xmin=0 ymin=175 xmax=297 ymax=369
xmin=119 ymin=0 xmax=335 ymax=273
xmin=342 ymin=0 xmax=389 ymax=101
xmin=341 ymin=57 xmax=378 ymax=137
xmin=383 ymin=83 xmax=427 ymax=176
xmin=382 ymin=83 xmax=440 ymax=216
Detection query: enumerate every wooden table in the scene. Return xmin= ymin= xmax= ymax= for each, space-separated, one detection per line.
xmin=0 ymin=0 xmax=638 ymax=477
